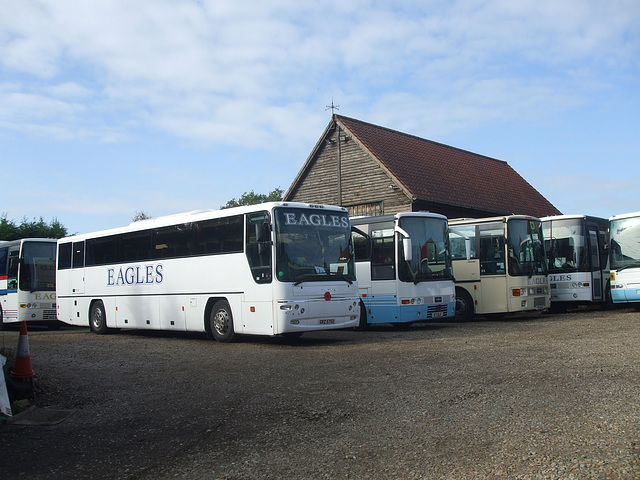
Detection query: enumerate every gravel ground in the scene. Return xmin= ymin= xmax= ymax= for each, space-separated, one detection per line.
xmin=1 ymin=307 xmax=640 ymax=479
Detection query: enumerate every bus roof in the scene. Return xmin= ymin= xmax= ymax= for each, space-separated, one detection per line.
xmin=610 ymin=211 xmax=640 ymax=221
xmin=60 ymin=202 xmax=349 ymax=241
xmin=541 ymin=214 xmax=608 ymax=223
xmin=448 ymin=214 xmax=541 ymax=225
xmin=350 ymin=211 xmax=448 ymax=224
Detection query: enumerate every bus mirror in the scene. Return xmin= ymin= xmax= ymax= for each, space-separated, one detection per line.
xmin=255 ymin=223 xmax=270 ymax=242
xmin=403 ymin=238 xmax=412 ymax=262
xmin=395 ymin=225 xmax=412 ymax=262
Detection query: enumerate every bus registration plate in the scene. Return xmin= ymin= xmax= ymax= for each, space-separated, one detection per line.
xmin=431 ymin=311 xmax=445 ymax=318
xmin=319 ymin=319 xmax=335 ymax=325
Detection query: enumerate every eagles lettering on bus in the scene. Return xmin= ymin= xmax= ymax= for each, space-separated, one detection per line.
xmin=107 ymin=264 xmax=164 ymax=286
xmin=283 ymin=213 xmax=349 ymax=228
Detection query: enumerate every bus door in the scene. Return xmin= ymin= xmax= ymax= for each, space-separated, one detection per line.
xmin=587 ymin=226 xmax=603 ymax=301
xmin=71 ymin=241 xmax=85 ymax=294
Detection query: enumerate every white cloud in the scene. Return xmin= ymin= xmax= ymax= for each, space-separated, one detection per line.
xmin=2 ymin=0 xmax=638 ymax=147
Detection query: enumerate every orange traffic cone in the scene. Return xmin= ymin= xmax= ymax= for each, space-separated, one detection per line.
xmin=10 ymin=321 xmax=35 ymax=379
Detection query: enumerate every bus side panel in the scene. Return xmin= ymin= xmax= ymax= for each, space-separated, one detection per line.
xmin=115 ymin=296 xmax=159 ymax=329
xmin=612 ymin=271 xmax=640 ymax=303
xmin=242 ymin=300 xmax=273 ymax=334
xmin=160 ymin=296 xmax=187 ymax=330
xmin=549 ymin=272 xmax=594 ymax=303
xmin=478 ymin=276 xmax=508 ymax=314
xmin=364 ymin=279 xmax=398 ymax=324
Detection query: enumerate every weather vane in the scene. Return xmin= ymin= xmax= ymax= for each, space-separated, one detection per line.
xmin=326 ymin=98 xmax=340 ymax=114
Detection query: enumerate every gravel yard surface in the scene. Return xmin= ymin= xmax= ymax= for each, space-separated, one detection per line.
xmin=1 ymin=308 xmax=640 ymax=479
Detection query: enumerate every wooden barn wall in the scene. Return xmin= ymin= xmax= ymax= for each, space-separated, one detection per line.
xmin=288 ymin=132 xmax=412 ymax=214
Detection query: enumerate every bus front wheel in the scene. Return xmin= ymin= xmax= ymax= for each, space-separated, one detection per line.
xmin=90 ymin=301 xmax=108 ymax=334
xmin=454 ymin=288 xmax=474 ymax=322
xmin=209 ymin=300 xmax=237 ymax=343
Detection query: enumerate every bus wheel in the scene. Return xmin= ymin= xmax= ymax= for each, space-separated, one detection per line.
xmin=209 ymin=300 xmax=236 ymax=343
xmin=90 ymin=301 xmax=108 ymax=334
xmin=454 ymin=288 xmax=474 ymax=322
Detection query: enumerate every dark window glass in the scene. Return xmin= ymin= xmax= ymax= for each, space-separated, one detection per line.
xmin=58 ymin=243 xmax=72 ymax=270
xmin=73 ymin=242 xmax=85 ymax=268
xmin=246 ymin=211 xmax=272 ymax=284
xmin=117 ymin=231 xmax=152 ymax=263
xmin=153 ymin=224 xmax=194 ymax=259
xmin=372 ymin=236 xmax=395 ymax=280
xmin=0 ymin=247 xmax=8 ymax=276
xmin=86 ymin=236 xmax=117 ymax=266
xmin=353 ymin=231 xmax=369 ymax=262
xmin=19 ymin=241 xmax=56 ymax=291
xmin=194 ymin=216 xmax=243 ymax=255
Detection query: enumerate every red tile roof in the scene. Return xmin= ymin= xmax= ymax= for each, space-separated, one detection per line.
xmin=337 ymin=115 xmax=561 ymax=218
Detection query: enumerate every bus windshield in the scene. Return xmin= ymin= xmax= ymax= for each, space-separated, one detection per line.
xmin=274 ymin=207 xmax=356 ymax=283
xmin=610 ymin=216 xmax=640 ymax=270
xmin=544 ymin=219 xmax=589 ymax=273
xmin=19 ymin=241 xmax=57 ymax=292
xmin=507 ymin=219 xmax=547 ymax=276
xmin=398 ymin=216 xmax=452 ymax=283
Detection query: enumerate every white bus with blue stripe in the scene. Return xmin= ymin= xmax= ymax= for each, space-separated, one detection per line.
xmin=609 ymin=211 xmax=640 ymax=307
xmin=351 ymin=212 xmax=457 ymax=326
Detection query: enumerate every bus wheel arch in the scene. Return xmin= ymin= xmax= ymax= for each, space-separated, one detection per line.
xmin=89 ymin=300 xmax=108 ymax=334
xmin=454 ymin=287 xmax=474 ymax=322
xmin=358 ymin=300 xmax=369 ymax=329
xmin=205 ymin=298 xmax=237 ymax=343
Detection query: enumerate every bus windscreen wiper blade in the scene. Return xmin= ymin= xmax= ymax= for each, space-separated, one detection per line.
xmin=616 ymin=262 xmax=640 ymax=272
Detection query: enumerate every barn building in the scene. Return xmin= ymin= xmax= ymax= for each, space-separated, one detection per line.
xmin=284 ymin=115 xmax=561 ymax=219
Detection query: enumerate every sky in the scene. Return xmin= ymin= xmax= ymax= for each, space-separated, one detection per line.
xmin=1 ymin=0 xmax=639 ymax=236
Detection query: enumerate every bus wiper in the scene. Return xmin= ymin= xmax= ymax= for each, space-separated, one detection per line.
xmin=294 ymin=272 xmax=354 ymax=286
xmin=616 ymin=262 xmax=640 ymax=272
xmin=329 ymin=272 xmax=353 ymax=284
xmin=293 ymin=273 xmax=329 ymax=286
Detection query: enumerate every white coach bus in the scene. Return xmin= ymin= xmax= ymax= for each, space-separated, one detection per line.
xmin=541 ymin=214 xmax=610 ymax=308
xmin=609 ymin=211 xmax=640 ymax=307
xmin=1 ymin=238 xmax=57 ymax=328
xmin=449 ymin=215 xmax=549 ymax=321
xmin=351 ymin=212 xmax=461 ymax=326
xmin=56 ymin=202 xmax=360 ymax=342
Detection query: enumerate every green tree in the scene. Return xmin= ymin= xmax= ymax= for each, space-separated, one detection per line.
xmin=221 ymin=187 xmax=284 ymax=209
xmin=0 ymin=213 xmax=67 ymax=240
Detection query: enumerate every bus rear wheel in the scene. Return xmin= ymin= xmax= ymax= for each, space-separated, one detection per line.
xmin=209 ymin=300 xmax=236 ymax=343
xmin=90 ymin=301 xmax=108 ymax=334
xmin=454 ymin=288 xmax=474 ymax=322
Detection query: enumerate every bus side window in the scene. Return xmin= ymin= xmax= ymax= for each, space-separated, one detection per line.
xmin=480 ymin=236 xmax=505 ymax=275
xmin=246 ymin=212 xmax=272 ymax=284
xmin=7 ymin=250 xmax=18 ymax=289
xmin=58 ymin=243 xmax=73 ymax=270
xmin=371 ymin=236 xmax=395 ymax=280
xmin=73 ymin=242 xmax=85 ymax=268
xmin=353 ymin=231 xmax=369 ymax=261
xmin=0 ymin=247 xmax=8 ymax=277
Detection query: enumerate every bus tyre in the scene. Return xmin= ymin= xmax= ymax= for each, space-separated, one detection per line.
xmin=454 ymin=288 xmax=474 ymax=322
xmin=90 ymin=301 xmax=108 ymax=334
xmin=209 ymin=300 xmax=236 ymax=343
